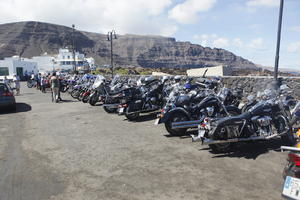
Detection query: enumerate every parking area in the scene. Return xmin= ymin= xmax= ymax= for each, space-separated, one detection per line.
xmin=0 ymin=83 xmax=288 ymax=200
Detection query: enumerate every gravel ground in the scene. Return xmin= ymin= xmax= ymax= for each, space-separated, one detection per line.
xmin=0 ymin=83 xmax=288 ymax=200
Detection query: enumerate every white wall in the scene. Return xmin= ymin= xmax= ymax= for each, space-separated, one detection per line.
xmin=0 ymin=59 xmax=14 ymax=79
xmin=0 ymin=58 xmax=38 ymax=80
xmin=27 ymin=56 xmax=55 ymax=73
xmin=187 ymin=65 xmax=232 ymax=77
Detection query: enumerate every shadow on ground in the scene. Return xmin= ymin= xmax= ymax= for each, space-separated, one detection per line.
xmin=0 ymin=103 xmax=32 ymax=115
xmin=59 ymin=99 xmax=78 ymax=103
xmin=124 ymin=112 xmax=160 ymax=123
xmin=163 ymin=129 xmax=196 ymax=139
xmin=206 ymin=139 xmax=284 ymax=160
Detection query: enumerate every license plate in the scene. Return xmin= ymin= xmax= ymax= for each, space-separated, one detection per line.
xmin=198 ymin=129 xmax=205 ymax=137
xmin=119 ymin=108 xmax=124 ymax=113
xmin=154 ymin=118 xmax=160 ymax=125
xmin=283 ymin=176 xmax=300 ymax=200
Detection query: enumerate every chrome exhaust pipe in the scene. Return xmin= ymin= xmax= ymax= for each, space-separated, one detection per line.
xmin=171 ymin=120 xmax=202 ymax=129
xmin=202 ymin=136 xmax=265 ymax=145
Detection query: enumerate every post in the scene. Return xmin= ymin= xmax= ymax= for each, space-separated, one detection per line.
xmin=72 ymin=24 xmax=76 ymax=73
xmin=107 ymin=30 xmax=117 ymax=78
xmin=110 ymin=32 xmax=114 ymax=78
xmin=274 ymin=0 xmax=284 ymax=81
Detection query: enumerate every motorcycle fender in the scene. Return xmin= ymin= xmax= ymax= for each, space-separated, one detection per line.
xmin=161 ymin=107 xmax=191 ymax=123
xmin=225 ymin=105 xmax=241 ymax=115
xmin=89 ymin=91 xmax=97 ymax=97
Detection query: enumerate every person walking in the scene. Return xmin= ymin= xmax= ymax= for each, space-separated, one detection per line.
xmin=12 ymin=74 xmax=20 ymax=95
xmin=50 ymin=72 xmax=60 ymax=103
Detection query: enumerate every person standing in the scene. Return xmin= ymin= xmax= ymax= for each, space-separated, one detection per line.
xmin=12 ymin=74 xmax=20 ymax=95
xmin=50 ymin=72 xmax=60 ymax=103
xmin=40 ymin=75 xmax=46 ymax=93
xmin=3 ymin=76 xmax=10 ymax=85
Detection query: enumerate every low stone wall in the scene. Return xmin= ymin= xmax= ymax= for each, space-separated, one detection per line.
xmin=118 ymin=75 xmax=300 ymax=99
xmin=222 ymin=76 xmax=300 ymax=99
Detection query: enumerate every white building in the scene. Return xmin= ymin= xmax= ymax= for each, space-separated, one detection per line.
xmin=56 ymin=48 xmax=91 ymax=71
xmin=0 ymin=56 xmax=38 ymax=80
xmin=186 ymin=65 xmax=232 ymax=77
xmin=0 ymin=48 xmax=95 ymax=78
xmin=27 ymin=54 xmax=56 ymax=73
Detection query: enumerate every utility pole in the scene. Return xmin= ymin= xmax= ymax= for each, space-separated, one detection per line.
xmin=107 ymin=30 xmax=117 ymax=78
xmin=274 ymin=0 xmax=284 ymax=83
xmin=72 ymin=24 xmax=77 ymax=73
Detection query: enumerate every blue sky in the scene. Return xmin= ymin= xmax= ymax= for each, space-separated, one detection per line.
xmin=0 ymin=0 xmax=299 ymax=69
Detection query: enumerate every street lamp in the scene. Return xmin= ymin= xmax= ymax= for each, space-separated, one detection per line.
xmin=72 ymin=24 xmax=77 ymax=73
xmin=107 ymin=30 xmax=117 ymax=78
xmin=273 ymin=0 xmax=284 ymax=85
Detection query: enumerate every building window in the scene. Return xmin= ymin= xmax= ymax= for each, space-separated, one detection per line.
xmin=66 ymin=61 xmax=71 ymax=65
xmin=62 ymin=56 xmax=65 ymax=59
xmin=68 ymin=56 xmax=70 ymax=59
xmin=0 ymin=67 xmax=9 ymax=76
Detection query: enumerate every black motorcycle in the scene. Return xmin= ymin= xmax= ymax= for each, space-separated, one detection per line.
xmin=157 ymin=87 xmax=242 ymax=136
xmin=120 ymin=80 xmax=164 ymax=121
xmin=192 ymin=88 xmax=296 ymax=153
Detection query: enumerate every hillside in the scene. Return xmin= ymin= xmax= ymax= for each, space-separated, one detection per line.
xmin=0 ymin=21 xmax=257 ymax=69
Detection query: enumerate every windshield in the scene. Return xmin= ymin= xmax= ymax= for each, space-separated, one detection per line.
xmin=92 ymin=75 xmax=105 ymax=89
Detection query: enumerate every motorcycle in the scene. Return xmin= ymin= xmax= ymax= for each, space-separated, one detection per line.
xmin=156 ymin=82 xmax=242 ymax=136
xmin=192 ymin=86 xmax=297 ymax=153
xmin=120 ymin=79 xmax=164 ymax=121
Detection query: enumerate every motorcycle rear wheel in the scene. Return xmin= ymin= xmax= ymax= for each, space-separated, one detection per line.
xmin=125 ymin=112 xmax=140 ymax=121
xmin=165 ymin=112 xmax=188 ymax=136
xmin=103 ymin=106 xmax=117 ymax=113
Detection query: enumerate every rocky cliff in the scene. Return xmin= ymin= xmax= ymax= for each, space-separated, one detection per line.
xmin=0 ymin=21 xmax=257 ymax=69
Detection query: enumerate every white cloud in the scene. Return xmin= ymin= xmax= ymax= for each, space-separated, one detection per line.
xmin=248 ymin=38 xmax=264 ymax=49
xmin=233 ymin=38 xmax=243 ymax=47
xmin=287 ymin=42 xmax=300 ymax=53
xmin=290 ymin=26 xmax=300 ymax=32
xmin=168 ymin=0 xmax=217 ymax=24
xmin=212 ymin=38 xmax=229 ymax=48
xmin=0 ymin=0 xmax=177 ymax=36
xmin=246 ymin=0 xmax=280 ymax=7
xmin=193 ymin=34 xmax=217 ymax=47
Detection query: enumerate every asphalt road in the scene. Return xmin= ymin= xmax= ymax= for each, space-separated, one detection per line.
xmin=0 ymin=83 xmax=289 ymax=200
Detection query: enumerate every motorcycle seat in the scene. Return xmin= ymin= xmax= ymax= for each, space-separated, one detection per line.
xmin=215 ymin=112 xmax=251 ymax=127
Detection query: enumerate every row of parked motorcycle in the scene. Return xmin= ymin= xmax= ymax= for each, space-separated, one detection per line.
xmin=61 ymin=73 xmax=300 ymax=155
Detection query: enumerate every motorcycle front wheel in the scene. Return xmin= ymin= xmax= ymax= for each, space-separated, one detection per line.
xmin=70 ymin=89 xmax=79 ymax=99
xmin=82 ymin=94 xmax=90 ymax=103
xmin=89 ymin=93 xmax=99 ymax=106
xmin=27 ymin=80 xmax=34 ymax=88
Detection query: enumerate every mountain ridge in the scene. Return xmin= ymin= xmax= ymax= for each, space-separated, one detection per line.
xmin=0 ymin=21 xmax=257 ymax=69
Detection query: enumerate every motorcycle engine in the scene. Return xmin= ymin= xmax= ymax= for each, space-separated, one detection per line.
xmin=256 ymin=116 xmax=272 ymax=136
